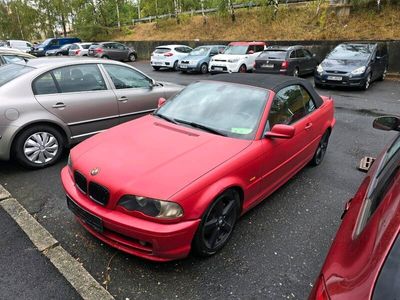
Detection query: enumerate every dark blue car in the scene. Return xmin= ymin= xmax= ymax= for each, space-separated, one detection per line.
xmin=32 ymin=37 xmax=81 ymax=57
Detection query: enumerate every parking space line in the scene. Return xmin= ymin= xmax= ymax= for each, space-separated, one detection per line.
xmin=0 ymin=184 xmax=114 ymax=300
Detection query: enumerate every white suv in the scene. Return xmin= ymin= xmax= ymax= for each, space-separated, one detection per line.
xmin=209 ymin=42 xmax=266 ymax=74
xmin=151 ymin=45 xmax=192 ymax=71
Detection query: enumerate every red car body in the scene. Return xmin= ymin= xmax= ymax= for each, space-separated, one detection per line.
xmin=310 ymin=117 xmax=400 ymax=300
xmin=61 ymin=74 xmax=335 ymax=261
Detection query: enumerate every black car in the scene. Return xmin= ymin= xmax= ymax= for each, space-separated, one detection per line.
xmin=253 ymin=45 xmax=317 ymax=77
xmin=88 ymin=42 xmax=137 ymax=62
xmin=45 ymin=44 xmax=72 ymax=56
xmin=314 ymin=43 xmax=388 ymax=90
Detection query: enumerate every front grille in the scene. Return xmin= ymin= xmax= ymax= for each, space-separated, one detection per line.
xmin=89 ymin=182 xmax=109 ymax=206
xmin=326 ymin=70 xmax=347 ymax=74
xmin=214 ymin=59 xmax=226 ymax=62
xmin=74 ymin=171 xmax=87 ymax=194
xmin=211 ymin=66 xmax=228 ymax=71
xmin=181 ymin=61 xmax=189 ymax=64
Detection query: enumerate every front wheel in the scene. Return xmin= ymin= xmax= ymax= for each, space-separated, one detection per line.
xmin=310 ymin=130 xmax=330 ymax=166
xmin=362 ymin=73 xmax=372 ymax=90
xmin=200 ymin=63 xmax=208 ymax=74
xmin=192 ymin=189 xmax=240 ymax=257
xmin=378 ymin=66 xmax=387 ymax=81
xmin=238 ymin=64 xmax=247 ymax=73
xmin=152 ymin=66 xmax=160 ymax=71
xmin=129 ymin=53 xmax=136 ymax=62
xmin=14 ymin=125 xmax=65 ymax=169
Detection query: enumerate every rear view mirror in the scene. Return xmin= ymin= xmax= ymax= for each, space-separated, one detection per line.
xmin=373 ymin=116 xmax=400 ymax=131
xmin=158 ymin=97 xmax=167 ymax=108
xmin=265 ymin=124 xmax=295 ymax=139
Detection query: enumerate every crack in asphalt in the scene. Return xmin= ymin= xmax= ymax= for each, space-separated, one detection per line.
xmin=334 ymin=105 xmax=387 ymax=117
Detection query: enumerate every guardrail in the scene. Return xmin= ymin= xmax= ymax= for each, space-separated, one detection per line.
xmin=132 ymin=0 xmax=313 ymax=24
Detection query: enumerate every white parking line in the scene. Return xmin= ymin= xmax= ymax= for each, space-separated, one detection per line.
xmin=0 ymin=184 xmax=114 ymax=300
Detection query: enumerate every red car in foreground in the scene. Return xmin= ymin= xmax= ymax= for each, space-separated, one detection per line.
xmin=61 ymin=74 xmax=335 ymax=261
xmin=310 ymin=116 xmax=400 ymax=300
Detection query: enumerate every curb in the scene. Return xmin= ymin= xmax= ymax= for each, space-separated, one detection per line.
xmin=0 ymin=184 xmax=114 ymax=300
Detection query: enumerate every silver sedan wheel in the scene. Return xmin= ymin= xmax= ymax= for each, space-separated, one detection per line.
xmin=23 ymin=132 xmax=59 ymax=164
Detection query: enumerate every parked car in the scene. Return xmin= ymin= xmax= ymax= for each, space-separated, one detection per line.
xmin=88 ymin=42 xmax=137 ymax=62
xmin=45 ymin=44 xmax=73 ymax=56
xmin=0 ymin=57 xmax=183 ymax=168
xmin=309 ymin=115 xmax=400 ymax=300
xmin=0 ymin=48 xmax=35 ymax=66
xmin=61 ymin=73 xmax=335 ymax=262
xmin=178 ymin=45 xmax=226 ymax=74
xmin=6 ymin=40 xmax=33 ymax=53
xmin=31 ymin=37 xmax=81 ymax=57
xmin=209 ymin=41 xmax=266 ymax=74
xmin=68 ymin=43 xmax=92 ymax=56
xmin=314 ymin=43 xmax=388 ymax=90
xmin=150 ymin=45 xmax=193 ymax=71
xmin=254 ymin=45 xmax=317 ymax=77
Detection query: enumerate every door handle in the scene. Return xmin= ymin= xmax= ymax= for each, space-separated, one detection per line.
xmin=305 ymin=122 xmax=313 ymax=130
xmin=52 ymin=102 xmax=66 ymax=109
xmin=117 ymin=96 xmax=128 ymax=102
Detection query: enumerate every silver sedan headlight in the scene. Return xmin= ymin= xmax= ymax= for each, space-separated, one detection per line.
xmin=317 ymin=64 xmax=324 ymax=74
xmin=351 ymin=66 xmax=366 ymax=75
xmin=118 ymin=195 xmax=183 ymax=219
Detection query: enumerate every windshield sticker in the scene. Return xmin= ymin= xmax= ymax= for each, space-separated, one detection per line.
xmin=231 ymin=128 xmax=252 ymax=134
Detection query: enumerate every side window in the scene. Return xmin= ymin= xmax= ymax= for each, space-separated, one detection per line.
xmin=2 ymin=55 xmax=25 ymax=64
xmin=210 ymin=47 xmax=219 ymax=56
xmin=266 ymin=85 xmax=313 ymax=131
xmin=33 ymin=72 xmax=58 ymax=95
xmin=303 ymin=49 xmax=312 ymax=58
xmin=357 ymin=136 xmax=400 ymax=234
xmin=49 ymin=39 xmax=59 ymax=46
xmin=296 ymin=49 xmax=305 ymax=58
xmin=104 ymin=65 xmax=152 ymax=89
xmin=115 ymin=43 xmax=125 ymax=50
xmin=52 ymin=64 xmax=107 ymax=93
xmin=255 ymin=45 xmax=265 ymax=52
xmin=102 ymin=43 xmax=111 ymax=49
xmin=183 ymin=47 xmax=192 ymax=53
xmin=289 ymin=51 xmax=296 ymax=59
xmin=70 ymin=44 xmax=78 ymax=50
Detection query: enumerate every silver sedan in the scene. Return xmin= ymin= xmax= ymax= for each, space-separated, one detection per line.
xmin=0 ymin=57 xmax=183 ymax=168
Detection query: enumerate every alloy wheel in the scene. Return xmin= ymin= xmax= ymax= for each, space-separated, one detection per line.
xmin=314 ymin=132 xmax=329 ymax=165
xmin=23 ymin=132 xmax=59 ymax=165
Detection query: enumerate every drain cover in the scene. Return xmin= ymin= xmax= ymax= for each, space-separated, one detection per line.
xmin=358 ymin=156 xmax=376 ymax=172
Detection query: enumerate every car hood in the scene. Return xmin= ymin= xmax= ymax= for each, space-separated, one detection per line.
xmin=212 ymin=54 xmax=247 ymax=61
xmin=321 ymin=59 xmax=367 ymax=73
xmin=71 ymin=115 xmax=251 ymax=201
xmin=182 ymin=55 xmax=206 ymax=61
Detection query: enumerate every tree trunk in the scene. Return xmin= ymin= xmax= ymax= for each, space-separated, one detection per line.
xmin=61 ymin=13 xmax=67 ymax=37
xmin=228 ymin=0 xmax=235 ymax=22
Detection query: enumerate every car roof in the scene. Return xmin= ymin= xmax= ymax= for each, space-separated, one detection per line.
xmin=0 ymin=49 xmax=34 ymax=57
xmin=20 ymin=57 xmax=129 ymax=68
xmin=229 ymin=41 xmax=266 ymax=46
xmin=209 ymin=73 xmax=323 ymax=107
xmin=156 ymin=45 xmax=190 ymax=48
xmin=265 ymin=45 xmax=303 ymax=51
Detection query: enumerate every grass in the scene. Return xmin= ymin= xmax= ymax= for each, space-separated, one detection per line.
xmin=114 ymin=4 xmax=400 ymax=41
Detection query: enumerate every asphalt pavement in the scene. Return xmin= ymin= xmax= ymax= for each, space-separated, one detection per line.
xmin=0 ymin=61 xmax=399 ymax=299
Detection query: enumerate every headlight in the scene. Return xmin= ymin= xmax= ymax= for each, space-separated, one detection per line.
xmin=228 ymin=58 xmax=239 ymax=63
xmin=38 ymin=47 xmax=44 ymax=51
xmin=317 ymin=64 xmax=324 ymax=74
xmin=118 ymin=195 xmax=183 ymax=219
xmin=351 ymin=66 xmax=366 ymax=75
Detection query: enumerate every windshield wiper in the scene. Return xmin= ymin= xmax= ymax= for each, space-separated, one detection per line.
xmin=153 ymin=112 xmax=178 ymax=124
xmin=174 ymin=119 xmax=226 ymax=136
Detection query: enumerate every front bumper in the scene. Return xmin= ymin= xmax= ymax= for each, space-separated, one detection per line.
xmin=314 ymin=72 xmax=367 ymax=87
xmin=61 ymin=167 xmax=201 ymax=262
xmin=209 ymin=62 xmax=240 ymax=73
xmin=178 ymin=63 xmax=200 ymax=72
xmin=32 ymin=50 xmax=46 ymax=57
xmin=151 ymin=59 xmax=174 ymax=68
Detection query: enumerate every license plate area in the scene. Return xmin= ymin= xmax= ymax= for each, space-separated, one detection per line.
xmin=67 ymin=196 xmax=103 ymax=232
xmin=214 ymin=67 xmax=224 ymax=71
xmin=262 ymin=64 xmax=274 ymax=68
xmin=180 ymin=64 xmax=187 ymax=68
xmin=327 ymin=76 xmax=343 ymax=81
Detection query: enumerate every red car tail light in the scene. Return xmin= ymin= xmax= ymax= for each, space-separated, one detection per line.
xmin=76 ymin=50 xmax=81 ymax=55
xmin=281 ymin=60 xmax=289 ymax=69
xmin=164 ymin=52 xmax=173 ymax=57
xmin=95 ymin=48 xmax=103 ymax=53
xmin=309 ymin=275 xmax=330 ymax=300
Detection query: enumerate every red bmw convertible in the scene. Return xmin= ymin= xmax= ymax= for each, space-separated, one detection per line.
xmin=61 ymin=74 xmax=335 ymax=261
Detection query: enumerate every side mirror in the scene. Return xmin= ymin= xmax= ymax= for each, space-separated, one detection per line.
xmin=265 ymin=124 xmax=295 ymax=139
xmin=373 ymin=116 xmax=400 ymax=131
xmin=158 ymin=97 xmax=167 ymax=108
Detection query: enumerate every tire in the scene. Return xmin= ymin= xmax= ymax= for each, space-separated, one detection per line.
xmin=173 ymin=60 xmax=179 ymax=71
xmin=128 ymin=53 xmax=136 ymax=62
xmin=362 ymin=72 xmax=372 ymax=90
xmin=238 ymin=64 xmax=247 ymax=73
xmin=56 ymin=53 xmax=63 ymax=56
xmin=14 ymin=125 xmax=65 ymax=169
xmin=378 ymin=66 xmax=387 ymax=81
xmin=293 ymin=67 xmax=299 ymax=77
xmin=310 ymin=130 xmax=330 ymax=166
xmin=192 ymin=189 xmax=240 ymax=257
xmin=200 ymin=63 xmax=208 ymax=74
xmin=152 ymin=66 xmax=160 ymax=71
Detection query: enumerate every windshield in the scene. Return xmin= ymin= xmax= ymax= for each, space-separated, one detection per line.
xmin=223 ymin=45 xmax=249 ymax=55
xmin=0 ymin=64 xmax=34 ymax=87
xmin=61 ymin=44 xmax=70 ymax=50
xmin=42 ymin=38 xmax=53 ymax=46
xmin=82 ymin=44 xmax=91 ymax=49
xmin=259 ymin=50 xmax=287 ymax=59
xmin=189 ymin=47 xmax=210 ymax=56
xmin=155 ymin=81 xmax=268 ymax=140
xmin=327 ymin=44 xmax=372 ymax=61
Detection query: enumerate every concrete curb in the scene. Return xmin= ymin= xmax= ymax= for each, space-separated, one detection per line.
xmin=0 ymin=184 xmax=114 ymax=300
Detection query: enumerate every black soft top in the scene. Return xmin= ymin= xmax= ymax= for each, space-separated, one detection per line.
xmin=210 ymin=73 xmax=324 ymax=107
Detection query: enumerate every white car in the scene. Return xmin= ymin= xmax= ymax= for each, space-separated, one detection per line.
xmin=6 ymin=40 xmax=33 ymax=53
xmin=209 ymin=42 xmax=266 ymax=74
xmin=68 ymin=43 xmax=92 ymax=56
xmin=150 ymin=45 xmax=192 ymax=71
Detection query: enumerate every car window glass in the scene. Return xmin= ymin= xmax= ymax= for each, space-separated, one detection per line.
xmin=289 ymin=51 xmax=296 ymax=59
xmin=266 ymin=85 xmax=310 ymax=131
xmin=303 ymin=49 xmax=312 ymax=58
xmin=183 ymin=47 xmax=192 ymax=53
xmin=2 ymin=55 xmax=25 ymax=63
xmin=114 ymin=43 xmax=125 ymax=50
xmin=70 ymin=44 xmax=78 ymax=50
xmin=299 ymin=85 xmax=316 ymax=114
xmin=33 ymin=72 xmax=58 ymax=95
xmin=155 ymin=47 xmax=171 ymax=54
xmin=104 ymin=65 xmax=152 ymax=89
xmin=255 ymin=45 xmax=265 ymax=52
xmin=296 ymin=49 xmax=305 ymax=58
xmin=52 ymin=64 xmax=107 ymax=93
xmin=357 ymin=136 xmax=400 ymax=234
xmin=82 ymin=44 xmax=91 ymax=49
xmin=49 ymin=39 xmax=59 ymax=46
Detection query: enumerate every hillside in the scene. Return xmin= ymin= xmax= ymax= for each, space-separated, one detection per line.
xmin=114 ymin=5 xmax=400 ymax=41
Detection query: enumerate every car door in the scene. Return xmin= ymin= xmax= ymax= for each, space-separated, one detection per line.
xmin=102 ymin=64 xmax=166 ymax=124
xmin=33 ymin=64 xmax=119 ymax=141
xmin=258 ymin=84 xmax=317 ymax=198
xmin=301 ymin=49 xmax=316 ymax=74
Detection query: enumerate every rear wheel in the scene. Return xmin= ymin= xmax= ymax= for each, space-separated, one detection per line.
xmin=310 ymin=130 xmax=330 ymax=166
xmin=129 ymin=53 xmax=136 ymax=62
xmin=378 ymin=66 xmax=387 ymax=81
xmin=173 ymin=60 xmax=179 ymax=71
xmin=238 ymin=64 xmax=247 ymax=73
xmin=192 ymin=189 xmax=240 ymax=257
xmin=362 ymin=72 xmax=372 ymax=90
xmin=200 ymin=63 xmax=208 ymax=74
xmin=56 ymin=52 xmax=63 ymax=56
xmin=152 ymin=66 xmax=160 ymax=71
xmin=293 ymin=67 xmax=299 ymax=77
xmin=14 ymin=125 xmax=65 ymax=169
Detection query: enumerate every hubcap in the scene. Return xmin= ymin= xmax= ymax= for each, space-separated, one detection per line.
xmin=365 ymin=74 xmax=371 ymax=89
xmin=293 ymin=69 xmax=299 ymax=77
xmin=23 ymin=132 xmax=59 ymax=164
xmin=202 ymin=195 xmax=236 ymax=249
